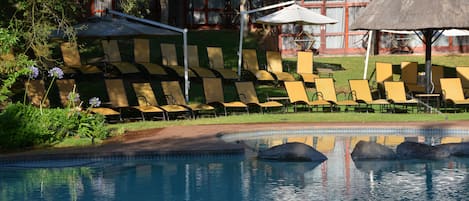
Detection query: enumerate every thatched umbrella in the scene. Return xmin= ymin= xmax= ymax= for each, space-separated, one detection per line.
xmin=351 ymin=0 xmax=469 ymax=93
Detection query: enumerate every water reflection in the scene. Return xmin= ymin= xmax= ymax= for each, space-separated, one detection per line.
xmin=1 ymin=135 xmax=469 ymax=201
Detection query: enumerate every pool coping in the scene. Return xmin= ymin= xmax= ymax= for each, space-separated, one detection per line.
xmin=1 ymin=121 xmax=469 ymax=163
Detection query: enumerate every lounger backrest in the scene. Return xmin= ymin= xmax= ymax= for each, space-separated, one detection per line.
xmin=315 ymin=78 xmax=337 ymax=102
xmin=203 ymin=78 xmax=225 ymax=103
xmin=206 ymin=47 xmax=224 ymax=69
xmin=242 ymin=49 xmax=259 ymax=71
xmin=384 ymin=81 xmax=407 ymax=102
xmin=105 ymin=79 xmax=129 ymax=107
xmin=25 ymin=80 xmax=49 ymax=107
xmin=60 ymin=42 xmax=82 ymax=67
xmin=376 ymin=62 xmax=393 ymax=84
xmin=160 ymin=43 xmax=179 ymax=66
xmin=284 ymin=81 xmax=309 ymax=103
xmin=235 ymin=81 xmax=259 ymax=104
xmin=297 ymin=51 xmax=313 ymax=74
xmin=102 ymin=40 xmax=122 ymax=62
xmin=134 ymin=38 xmax=150 ymax=63
xmin=401 ymin=61 xmax=418 ymax=84
xmin=432 ymin=65 xmax=444 ymax=87
xmin=440 ymin=78 xmax=465 ymax=101
xmin=161 ymin=81 xmax=186 ymax=105
xmin=132 ymin=82 xmax=159 ymax=107
xmin=56 ymin=79 xmax=77 ymax=107
xmin=266 ymin=51 xmax=283 ymax=72
xmin=456 ymin=66 xmax=469 ymax=88
xmin=349 ymin=79 xmax=372 ymax=102
xmin=187 ymin=45 xmax=200 ymax=67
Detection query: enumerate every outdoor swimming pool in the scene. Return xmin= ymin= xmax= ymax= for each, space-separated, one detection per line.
xmin=1 ymin=132 xmax=469 ymax=201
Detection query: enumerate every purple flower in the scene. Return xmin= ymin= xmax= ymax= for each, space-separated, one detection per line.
xmin=48 ymin=67 xmax=64 ymax=79
xmin=89 ymin=97 xmax=101 ymax=107
xmin=29 ymin=66 xmax=39 ymax=79
xmin=67 ymin=92 xmax=80 ymax=102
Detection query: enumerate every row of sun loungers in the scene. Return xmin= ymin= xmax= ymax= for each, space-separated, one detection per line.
xmin=59 ymin=40 xmax=325 ymax=85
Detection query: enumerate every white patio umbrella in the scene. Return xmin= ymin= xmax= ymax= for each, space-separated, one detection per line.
xmin=255 ymin=4 xmax=338 ymax=25
xmin=237 ymin=3 xmax=338 ymax=77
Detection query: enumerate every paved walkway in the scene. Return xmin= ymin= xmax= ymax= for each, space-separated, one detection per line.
xmin=1 ymin=121 xmax=469 ymax=162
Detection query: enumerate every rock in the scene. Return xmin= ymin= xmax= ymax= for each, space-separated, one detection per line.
xmin=351 ymin=141 xmax=397 ymax=160
xmin=396 ymin=141 xmax=450 ymax=159
xmin=258 ymin=142 xmax=327 ymax=162
xmin=435 ymin=142 xmax=469 ymax=156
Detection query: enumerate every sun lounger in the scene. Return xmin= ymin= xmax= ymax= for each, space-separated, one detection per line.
xmin=101 ymin=40 xmax=141 ymax=75
xmin=283 ymin=81 xmax=331 ymax=112
xmin=132 ymin=82 xmax=190 ymax=120
xmin=242 ymin=49 xmax=275 ymax=82
xmin=375 ymin=62 xmax=393 ymax=96
xmin=206 ymin=46 xmax=239 ymax=80
xmin=235 ymin=81 xmax=283 ymax=113
xmin=161 ymin=81 xmax=216 ymax=118
xmin=202 ymin=78 xmax=248 ymax=116
xmin=400 ymin=61 xmax=425 ymax=93
xmin=160 ymin=43 xmax=197 ymax=78
xmin=187 ymin=45 xmax=217 ymax=78
xmin=266 ymin=51 xmax=295 ymax=82
xmin=456 ymin=66 xmax=469 ymax=96
xmin=296 ymin=51 xmax=320 ymax=85
xmin=440 ymin=78 xmax=469 ymax=111
xmin=25 ymin=80 xmax=49 ymax=107
xmin=60 ymin=42 xmax=101 ymax=74
xmin=315 ymin=78 xmax=358 ymax=111
xmin=133 ymin=38 xmax=167 ymax=76
xmin=348 ymin=79 xmax=390 ymax=112
xmin=383 ymin=81 xmax=418 ymax=113
xmin=55 ymin=79 xmax=121 ymax=121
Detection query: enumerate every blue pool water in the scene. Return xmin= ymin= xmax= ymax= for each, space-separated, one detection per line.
xmin=2 ymin=134 xmax=469 ymax=201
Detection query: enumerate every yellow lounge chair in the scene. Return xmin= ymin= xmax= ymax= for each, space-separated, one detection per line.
xmin=401 ymin=61 xmax=425 ymax=93
xmin=101 ymin=40 xmax=141 ymax=75
xmin=202 ymin=78 xmax=248 ymax=116
xmin=384 ymin=81 xmax=418 ymax=112
xmin=235 ymin=81 xmax=283 ymax=113
xmin=242 ymin=49 xmax=275 ymax=81
xmin=206 ymin=46 xmax=239 ymax=80
xmin=283 ymin=81 xmax=331 ymax=112
xmin=375 ymin=62 xmax=393 ymax=95
xmin=349 ymin=79 xmax=389 ymax=112
xmin=133 ymin=38 xmax=167 ymax=76
xmin=132 ymin=82 xmax=190 ymax=120
xmin=440 ymin=78 xmax=469 ymax=111
xmin=456 ymin=66 xmax=469 ymax=96
xmin=296 ymin=51 xmax=320 ymax=85
xmin=56 ymin=79 xmax=78 ymax=107
xmin=161 ymin=81 xmax=216 ymax=118
xmin=60 ymin=42 xmax=100 ymax=74
xmin=56 ymin=79 xmax=121 ymax=120
xmin=25 ymin=80 xmax=49 ymax=107
xmin=266 ymin=51 xmax=295 ymax=81
xmin=187 ymin=45 xmax=217 ymax=78
xmin=160 ymin=43 xmax=197 ymax=78
xmin=315 ymin=78 xmax=358 ymax=111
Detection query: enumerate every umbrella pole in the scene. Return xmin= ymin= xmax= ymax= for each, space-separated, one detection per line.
xmin=363 ymin=31 xmax=373 ymax=80
xmin=423 ymin=29 xmax=433 ymax=94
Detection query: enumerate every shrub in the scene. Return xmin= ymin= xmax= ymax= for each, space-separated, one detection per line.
xmin=0 ymin=103 xmax=108 ymax=150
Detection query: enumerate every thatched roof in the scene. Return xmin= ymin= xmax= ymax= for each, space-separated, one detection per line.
xmin=351 ymin=0 xmax=469 ymax=30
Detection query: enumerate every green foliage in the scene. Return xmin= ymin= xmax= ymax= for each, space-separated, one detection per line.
xmin=0 ymin=103 xmax=108 ymax=150
xmin=120 ymin=0 xmax=151 ymax=18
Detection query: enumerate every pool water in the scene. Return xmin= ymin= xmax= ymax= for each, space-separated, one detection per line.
xmin=1 ymin=135 xmax=469 ymax=201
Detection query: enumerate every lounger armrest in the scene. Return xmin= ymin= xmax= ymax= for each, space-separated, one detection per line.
xmin=137 ymin=95 xmax=150 ymax=106
xmin=314 ymin=91 xmax=324 ymax=100
xmin=165 ymin=94 xmax=177 ymax=105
